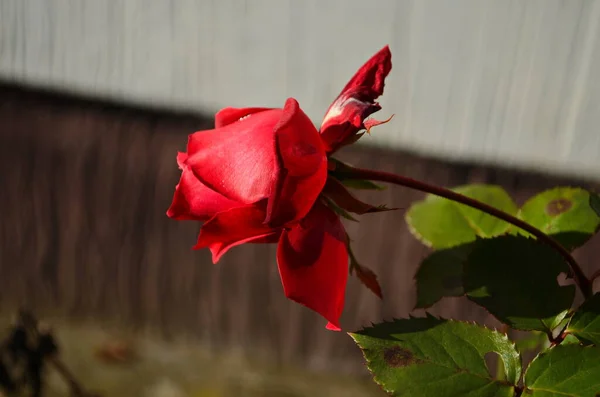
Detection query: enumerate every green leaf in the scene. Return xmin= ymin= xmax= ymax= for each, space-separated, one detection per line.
xmin=561 ymin=333 xmax=582 ymax=345
xmin=591 ymin=193 xmax=600 ymax=218
xmin=414 ymin=244 xmax=473 ymax=308
xmin=463 ymin=235 xmax=575 ymax=332
xmin=524 ymin=344 xmax=600 ymax=396
xmin=350 ymin=316 xmax=521 ymax=396
xmin=518 ymin=187 xmax=600 ymax=251
xmin=567 ymin=293 xmax=600 ymax=345
xmin=341 ymin=178 xmax=387 ymax=191
xmin=515 ymin=331 xmax=547 ymax=354
xmin=407 ymin=195 xmax=477 ymax=248
xmin=406 ymin=185 xmax=517 ymax=249
xmin=452 ymin=185 xmax=519 ymax=237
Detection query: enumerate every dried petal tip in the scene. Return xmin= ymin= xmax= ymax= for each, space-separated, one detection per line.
xmin=364 ymin=114 xmax=394 ymax=135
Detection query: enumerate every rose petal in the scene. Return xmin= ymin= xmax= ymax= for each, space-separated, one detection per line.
xmin=195 ymin=204 xmax=280 ymax=263
xmin=326 ymin=322 xmax=342 ymax=331
xmin=265 ymin=98 xmax=328 ymax=227
xmin=335 ymin=45 xmax=391 ymax=99
xmin=167 ymin=152 xmax=240 ymax=220
xmin=320 ymin=46 xmax=392 ymax=152
xmin=176 ymin=151 xmax=188 ymax=169
xmin=215 ymin=107 xmax=273 ymax=128
xmin=249 ymin=234 xmax=281 ymax=244
xmin=186 ymin=109 xmax=283 ymax=204
xmin=276 ymin=202 xmax=348 ymax=330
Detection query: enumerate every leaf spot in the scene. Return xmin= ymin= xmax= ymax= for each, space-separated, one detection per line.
xmin=383 ymin=346 xmax=420 ymax=367
xmin=545 ymin=198 xmax=572 ymax=216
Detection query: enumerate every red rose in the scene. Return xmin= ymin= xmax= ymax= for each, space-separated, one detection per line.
xmin=167 ymin=46 xmax=392 ymax=330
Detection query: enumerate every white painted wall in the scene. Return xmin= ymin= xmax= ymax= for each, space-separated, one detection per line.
xmin=1 ymin=0 xmax=599 ymax=180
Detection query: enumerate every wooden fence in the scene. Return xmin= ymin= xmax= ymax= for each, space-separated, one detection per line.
xmin=0 ymin=83 xmax=598 ymax=373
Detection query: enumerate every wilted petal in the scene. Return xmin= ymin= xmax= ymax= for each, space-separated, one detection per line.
xmin=195 ymin=205 xmax=280 ymax=263
xmin=276 ymin=202 xmax=348 ymax=330
xmin=186 ymin=109 xmax=283 ymax=204
xmin=265 ymin=98 xmax=328 ymax=227
xmin=320 ymin=46 xmax=392 ymax=152
xmin=167 ymin=152 xmax=239 ymax=220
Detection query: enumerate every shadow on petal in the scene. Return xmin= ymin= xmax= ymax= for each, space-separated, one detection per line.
xmin=276 ymin=202 xmax=348 ymax=330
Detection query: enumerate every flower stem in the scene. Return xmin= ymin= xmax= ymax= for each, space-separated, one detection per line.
xmin=547 ymin=323 xmax=568 ymax=346
xmin=344 ymin=166 xmax=593 ymax=298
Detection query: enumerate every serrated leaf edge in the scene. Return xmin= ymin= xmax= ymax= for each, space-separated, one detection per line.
xmin=404 ymin=207 xmax=434 ymax=248
xmin=349 ymin=314 xmax=521 ymax=391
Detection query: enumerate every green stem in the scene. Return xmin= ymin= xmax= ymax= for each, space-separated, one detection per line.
xmin=344 ymin=166 xmax=593 ymax=298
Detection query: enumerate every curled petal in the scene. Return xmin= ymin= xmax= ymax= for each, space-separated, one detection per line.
xmin=215 ymin=107 xmax=273 ymax=128
xmin=265 ymin=98 xmax=328 ymax=227
xmin=195 ymin=205 xmax=280 ymax=263
xmin=320 ymin=46 xmax=392 ymax=152
xmin=276 ymin=202 xmax=348 ymax=330
xmin=167 ymin=152 xmax=239 ymax=220
xmin=275 ymin=98 xmax=326 ymax=177
xmin=186 ymin=109 xmax=283 ymax=204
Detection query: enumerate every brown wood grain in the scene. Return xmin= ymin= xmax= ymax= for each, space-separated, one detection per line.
xmin=1 ymin=83 xmax=598 ymax=373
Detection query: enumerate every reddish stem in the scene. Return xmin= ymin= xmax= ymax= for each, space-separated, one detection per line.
xmin=344 ymin=166 xmax=593 ymax=298
xmin=548 ymin=324 xmax=568 ymax=346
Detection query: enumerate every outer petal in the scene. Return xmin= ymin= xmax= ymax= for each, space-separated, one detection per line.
xmin=186 ymin=109 xmax=283 ymax=204
xmin=265 ymin=98 xmax=328 ymax=227
xmin=195 ymin=204 xmax=280 ymax=263
xmin=215 ymin=107 xmax=273 ymax=128
xmin=320 ymin=46 xmax=392 ymax=152
xmin=276 ymin=202 xmax=348 ymax=330
xmin=166 ymin=152 xmax=240 ymax=220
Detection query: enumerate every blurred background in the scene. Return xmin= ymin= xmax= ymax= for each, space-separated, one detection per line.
xmin=0 ymin=1 xmax=599 ymax=396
